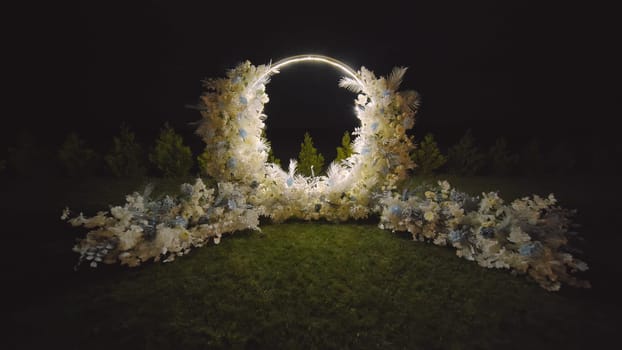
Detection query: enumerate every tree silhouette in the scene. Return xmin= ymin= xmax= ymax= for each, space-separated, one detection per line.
xmin=446 ymin=129 xmax=484 ymax=176
xmin=105 ymin=123 xmax=146 ymax=178
xmin=149 ymin=123 xmax=193 ymax=177
xmin=335 ymin=131 xmax=353 ymax=163
xmin=58 ymin=132 xmax=98 ymax=177
xmin=411 ymin=133 xmax=446 ymax=176
xmin=297 ymin=132 xmax=324 ymax=176
xmin=545 ymin=142 xmax=575 ymax=175
xmin=261 ymin=129 xmax=281 ymax=166
xmin=519 ymin=138 xmax=543 ymax=176
xmin=487 ymin=137 xmax=518 ymax=176
xmin=7 ymin=131 xmax=43 ymax=177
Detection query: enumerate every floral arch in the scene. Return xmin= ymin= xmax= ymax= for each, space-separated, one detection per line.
xmin=196 ymin=54 xmax=419 ymax=222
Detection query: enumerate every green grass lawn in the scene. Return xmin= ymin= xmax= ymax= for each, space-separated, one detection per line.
xmin=4 ymin=175 xmax=621 ymax=349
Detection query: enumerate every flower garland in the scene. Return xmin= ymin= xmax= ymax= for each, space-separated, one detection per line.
xmin=62 ymin=57 xmax=590 ymax=291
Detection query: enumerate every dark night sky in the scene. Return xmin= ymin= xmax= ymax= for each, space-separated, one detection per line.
xmin=5 ymin=1 xmax=617 ymax=163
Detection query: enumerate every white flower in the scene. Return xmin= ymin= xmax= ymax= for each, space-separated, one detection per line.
xmin=110 ymin=206 xmax=132 ymax=225
xmin=574 ymin=260 xmax=588 ymax=271
xmin=438 ymin=180 xmax=451 ymax=193
xmin=68 ymin=212 xmax=87 ymax=227
xmin=156 ymin=225 xmax=183 ymax=254
xmin=356 ymin=94 xmax=368 ymax=106
xmin=424 ymin=211 xmax=435 ymax=222
xmin=479 ymin=192 xmax=502 ymax=213
xmin=508 ymin=226 xmax=531 ymax=244
xmin=118 ymin=226 xmax=143 ymax=250
xmin=125 ymin=193 xmax=145 ymax=211
xmin=61 ymin=207 xmax=70 ymax=220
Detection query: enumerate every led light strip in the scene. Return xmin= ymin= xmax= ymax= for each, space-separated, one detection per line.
xmin=256 ymin=54 xmax=364 ymax=87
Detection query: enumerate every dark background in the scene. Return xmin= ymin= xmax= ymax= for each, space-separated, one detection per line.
xmin=3 ymin=1 xmax=618 ymax=167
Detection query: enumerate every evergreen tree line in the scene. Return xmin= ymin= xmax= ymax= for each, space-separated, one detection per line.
xmin=1 ymin=126 xmax=618 ymax=179
xmin=410 ymin=129 xmax=619 ymax=177
xmin=0 ymin=124 xmax=352 ymax=179
xmin=291 ymin=129 xmax=619 ymax=178
xmin=2 ymin=123 xmax=195 ymax=179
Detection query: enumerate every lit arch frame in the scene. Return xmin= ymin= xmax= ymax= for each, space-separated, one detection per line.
xmin=257 ymin=54 xmax=364 ymax=88
xmin=196 ymin=54 xmax=420 ymax=222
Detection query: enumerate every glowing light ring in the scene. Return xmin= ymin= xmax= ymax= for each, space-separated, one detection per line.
xmin=196 ymin=54 xmax=420 ymax=222
xmin=258 ymin=55 xmax=364 ymax=88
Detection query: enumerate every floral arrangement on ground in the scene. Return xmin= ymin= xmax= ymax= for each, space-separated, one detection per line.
xmin=62 ymin=58 xmax=590 ymax=291
xmin=63 ymin=177 xmax=589 ymax=291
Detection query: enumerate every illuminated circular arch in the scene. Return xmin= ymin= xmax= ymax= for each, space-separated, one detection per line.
xmin=257 ymin=54 xmax=363 ymax=88
xmin=196 ymin=54 xmax=419 ymax=222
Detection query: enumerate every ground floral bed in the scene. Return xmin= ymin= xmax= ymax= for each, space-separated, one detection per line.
xmin=63 ymin=176 xmax=589 ymax=291
xmin=4 ymin=176 xmax=620 ymax=349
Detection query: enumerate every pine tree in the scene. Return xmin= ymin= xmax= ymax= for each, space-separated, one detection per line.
xmin=335 ymin=131 xmax=353 ymax=163
xmin=58 ymin=132 xmax=98 ymax=177
xmin=7 ymin=131 xmax=41 ymax=177
xmin=411 ymin=133 xmax=446 ymax=176
xmin=149 ymin=123 xmax=193 ymax=177
xmin=267 ymin=146 xmax=281 ymax=167
xmin=545 ymin=142 xmax=575 ymax=175
xmin=446 ymin=129 xmax=484 ymax=176
xmin=488 ymin=137 xmax=518 ymax=176
xmin=261 ymin=129 xmax=281 ymax=166
xmin=105 ymin=123 xmax=146 ymax=178
xmin=297 ymin=132 xmax=324 ymax=176
xmin=588 ymin=139 xmax=612 ymax=174
xmin=519 ymin=138 xmax=543 ymax=176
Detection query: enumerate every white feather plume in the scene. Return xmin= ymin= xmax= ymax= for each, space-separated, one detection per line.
xmin=288 ymin=159 xmax=298 ymax=178
xmin=400 ymin=90 xmax=421 ymax=112
xmin=339 ymin=77 xmax=363 ymax=93
xmin=326 ymin=163 xmax=341 ymax=182
xmin=387 ymin=66 xmax=408 ymax=91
